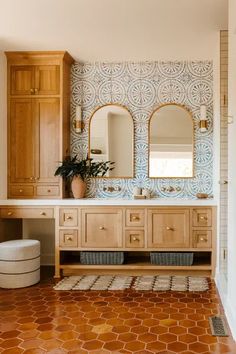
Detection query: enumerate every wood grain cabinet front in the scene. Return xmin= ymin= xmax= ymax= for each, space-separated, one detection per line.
xmin=147 ymin=209 xmax=190 ymax=248
xmin=59 ymin=230 xmax=78 ymax=248
xmin=192 ymin=208 xmax=212 ymax=227
xmin=81 ymin=208 xmax=123 ymax=248
xmin=125 ymin=209 xmax=145 ymax=227
xmin=192 ymin=230 xmax=212 ymax=248
xmin=0 ymin=208 xmax=54 ymax=219
xmin=59 ymin=208 xmax=78 ymax=227
xmin=125 ymin=230 xmax=144 ymax=248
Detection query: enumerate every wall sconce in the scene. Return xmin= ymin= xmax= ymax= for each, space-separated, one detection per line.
xmin=199 ymin=105 xmax=208 ymax=132
xmin=73 ymin=105 xmax=84 ymax=133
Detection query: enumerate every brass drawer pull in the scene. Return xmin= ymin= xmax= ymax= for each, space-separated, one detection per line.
xmin=99 ymin=226 xmax=105 ymax=230
xmin=40 ymin=212 xmax=46 ymax=216
xmin=7 ymin=211 xmax=13 ymax=216
xmin=30 ymin=88 xmax=34 ymax=94
xmin=66 ymin=236 xmax=73 ymax=241
xmin=66 ymin=216 xmax=73 ymax=220
xmin=132 ymin=216 xmax=140 ymax=221
xmin=200 ymin=216 xmax=207 ymax=220
xmin=199 ymin=237 xmax=207 ymax=242
xmin=132 ymin=236 xmax=140 ymax=242
xmin=166 ymin=226 xmax=174 ymax=231
xmin=19 ymin=189 xmax=23 ymax=193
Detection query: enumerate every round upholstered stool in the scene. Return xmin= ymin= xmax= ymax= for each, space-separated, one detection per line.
xmin=0 ymin=239 xmax=40 ymax=289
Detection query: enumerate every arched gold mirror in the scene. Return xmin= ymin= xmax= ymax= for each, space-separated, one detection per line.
xmin=149 ymin=104 xmax=194 ymax=178
xmin=89 ymin=104 xmax=134 ymax=178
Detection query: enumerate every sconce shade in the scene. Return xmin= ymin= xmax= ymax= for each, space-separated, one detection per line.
xmin=199 ymin=105 xmax=207 ymax=132
xmin=74 ymin=105 xmax=82 ymax=133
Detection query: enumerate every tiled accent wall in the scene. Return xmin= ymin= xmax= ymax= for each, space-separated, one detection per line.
xmin=71 ymin=61 xmax=213 ymax=199
xmin=219 ymin=31 xmax=228 ymax=280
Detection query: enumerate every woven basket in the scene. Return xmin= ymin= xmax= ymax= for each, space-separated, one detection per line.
xmin=150 ymin=252 xmax=194 ymax=266
xmin=80 ymin=251 xmax=124 ymax=265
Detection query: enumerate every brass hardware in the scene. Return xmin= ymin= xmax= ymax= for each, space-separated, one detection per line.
xmin=66 ymin=236 xmax=73 ymax=241
xmin=73 ymin=119 xmax=84 ymax=132
xmin=132 ymin=236 xmax=139 ymax=242
xmin=99 ymin=226 xmax=105 ymax=230
xmin=30 ymin=88 xmax=34 ymax=94
xmin=166 ymin=226 xmax=174 ymax=231
xmin=30 ymin=176 xmax=35 ymax=181
xmin=66 ymin=216 xmax=72 ymax=220
xmin=219 ymin=180 xmax=228 ymax=185
xmin=200 ymin=216 xmax=207 ymax=220
xmin=7 ymin=211 xmax=13 ymax=216
xmin=40 ymin=212 xmax=46 ymax=216
xmin=34 ymin=88 xmax=38 ymax=94
xmin=199 ymin=120 xmax=208 ymax=131
xmin=132 ymin=216 xmax=140 ymax=221
xmin=19 ymin=189 xmax=23 ymax=193
xmin=199 ymin=237 xmax=207 ymax=242
xmin=47 ymin=189 xmax=51 ymax=193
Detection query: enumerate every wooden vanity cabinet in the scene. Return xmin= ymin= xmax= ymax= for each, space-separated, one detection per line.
xmin=6 ymin=51 xmax=74 ymax=199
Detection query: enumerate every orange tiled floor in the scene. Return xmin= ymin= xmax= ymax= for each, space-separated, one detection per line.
xmin=0 ymin=270 xmax=236 ymax=354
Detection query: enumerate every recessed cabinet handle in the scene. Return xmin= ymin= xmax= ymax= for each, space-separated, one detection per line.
xmin=99 ymin=226 xmax=105 ymax=230
xmin=7 ymin=211 xmax=13 ymax=216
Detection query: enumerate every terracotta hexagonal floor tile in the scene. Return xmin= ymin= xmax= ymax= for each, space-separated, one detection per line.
xmin=168 ymin=341 xmax=188 ymax=352
xmin=103 ymin=340 xmax=124 ymax=351
xmin=189 ymin=342 xmax=209 ymax=353
xmin=150 ymin=325 xmax=167 ymax=335
xmin=82 ymin=339 xmax=103 ymax=351
xmin=138 ymin=332 xmax=157 ymax=343
xmin=188 ymin=326 xmax=206 ymax=336
xmin=146 ymin=341 xmax=166 ymax=352
xmin=113 ymin=325 xmax=130 ymax=334
xmin=159 ymin=333 xmax=177 ymax=343
xmin=169 ymin=326 xmax=187 ymax=335
xmin=118 ymin=332 xmax=137 ymax=342
xmin=124 ymin=340 xmax=145 ymax=351
xmin=130 ymin=325 xmax=149 ymax=334
xmin=97 ymin=332 xmax=117 ymax=342
xmin=179 ymin=333 xmax=197 ymax=343
xmin=1 ymin=349 xmax=24 ymax=354
xmin=62 ymin=339 xmax=83 ymax=351
xmin=0 ymin=339 xmax=23 ymax=349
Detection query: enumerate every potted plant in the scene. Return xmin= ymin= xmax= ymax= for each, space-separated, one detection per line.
xmin=54 ymin=155 xmax=115 ymax=198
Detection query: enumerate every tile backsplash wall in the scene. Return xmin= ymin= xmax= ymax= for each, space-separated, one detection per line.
xmin=71 ymin=61 xmax=213 ymax=199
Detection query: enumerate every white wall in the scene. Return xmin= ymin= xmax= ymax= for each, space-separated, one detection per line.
xmin=221 ymin=0 xmax=236 ymax=339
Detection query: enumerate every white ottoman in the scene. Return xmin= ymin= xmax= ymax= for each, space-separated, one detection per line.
xmin=0 ymin=239 xmax=40 ymax=289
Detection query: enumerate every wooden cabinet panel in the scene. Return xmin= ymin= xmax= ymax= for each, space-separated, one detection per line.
xmin=125 ymin=230 xmax=144 ymax=248
xmin=35 ymin=65 xmax=60 ymax=95
xmin=35 ymin=98 xmax=60 ymax=183
xmin=192 ymin=208 xmax=212 ymax=227
xmin=59 ymin=230 xmax=78 ymax=248
xmin=192 ymin=230 xmax=212 ymax=248
xmin=126 ymin=209 xmax=145 ymax=227
xmin=10 ymin=99 xmax=36 ymax=183
xmin=147 ymin=209 xmax=190 ymax=248
xmin=59 ymin=208 xmax=78 ymax=227
xmin=10 ymin=66 xmax=34 ymax=95
xmin=36 ymin=186 xmax=60 ymax=197
xmin=9 ymin=185 xmax=34 ymax=198
xmin=81 ymin=209 xmax=122 ymax=248
xmin=0 ymin=208 xmax=54 ymax=219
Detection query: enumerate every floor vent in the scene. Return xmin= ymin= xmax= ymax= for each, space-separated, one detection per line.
xmin=209 ymin=316 xmax=229 ymax=336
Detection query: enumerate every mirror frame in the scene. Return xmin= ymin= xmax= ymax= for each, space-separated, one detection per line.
xmin=88 ymin=103 xmax=135 ymax=178
xmin=148 ymin=103 xmax=195 ymax=179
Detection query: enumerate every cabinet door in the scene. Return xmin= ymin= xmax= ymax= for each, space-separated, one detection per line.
xmin=10 ymin=99 xmax=36 ymax=183
xmin=35 ymin=65 xmax=60 ymax=95
xmin=147 ymin=209 xmax=190 ymax=248
xmin=34 ymin=98 xmax=60 ymax=184
xmin=81 ymin=209 xmax=123 ymax=248
xmin=10 ymin=66 xmax=35 ymax=95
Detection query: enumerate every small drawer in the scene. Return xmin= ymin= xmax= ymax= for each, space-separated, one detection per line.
xmin=36 ymin=186 xmax=60 ymax=197
xmin=59 ymin=230 xmax=78 ymax=248
xmin=192 ymin=208 xmax=212 ymax=227
xmin=125 ymin=230 xmax=144 ymax=248
xmin=59 ymin=208 xmax=78 ymax=227
xmin=9 ymin=185 xmax=34 ymax=197
xmin=0 ymin=207 xmax=54 ymax=219
xmin=192 ymin=230 xmax=212 ymax=248
xmin=126 ymin=209 xmax=145 ymax=227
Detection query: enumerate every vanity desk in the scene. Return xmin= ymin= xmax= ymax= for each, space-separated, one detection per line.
xmin=0 ymin=199 xmax=217 ymax=278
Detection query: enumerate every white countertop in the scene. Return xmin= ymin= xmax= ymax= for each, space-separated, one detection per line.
xmin=0 ymin=198 xmax=217 ymax=206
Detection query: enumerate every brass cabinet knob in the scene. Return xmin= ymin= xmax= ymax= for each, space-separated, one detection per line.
xmin=30 ymin=88 xmax=35 ymax=94
xmin=166 ymin=226 xmax=174 ymax=231
xmin=40 ymin=212 xmax=46 ymax=216
xmin=200 ymin=216 xmax=207 ymax=220
xmin=66 ymin=236 xmax=73 ymax=241
xmin=66 ymin=216 xmax=72 ymax=220
xmin=132 ymin=236 xmax=139 ymax=242
xmin=132 ymin=216 xmax=140 ymax=221
xmin=30 ymin=176 xmax=35 ymax=181
xmin=7 ymin=211 xmax=13 ymax=216
xmin=199 ymin=237 xmax=207 ymax=242
xmin=99 ymin=226 xmax=105 ymax=230
xmin=34 ymin=88 xmax=38 ymax=94
xmin=19 ymin=189 xmax=23 ymax=193
xmin=47 ymin=189 xmax=51 ymax=193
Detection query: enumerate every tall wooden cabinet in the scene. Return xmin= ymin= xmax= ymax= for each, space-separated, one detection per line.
xmin=6 ymin=51 xmax=74 ymax=199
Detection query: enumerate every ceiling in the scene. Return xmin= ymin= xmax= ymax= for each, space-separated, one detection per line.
xmin=0 ymin=0 xmax=228 ymax=61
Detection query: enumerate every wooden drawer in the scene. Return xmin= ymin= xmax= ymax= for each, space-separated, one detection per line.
xmin=192 ymin=208 xmax=212 ymax=227
xmin=9 ymin=185 xmax=34 ymax=197
xmin=192 ymin=230 xmax=212 ymax=248
xmin=126 ymin=209 xmax=145 ymax=227
xmin=125 ymin=230 xmax=144 ymax=248
xmin=0 ymin=207 xmax=54 ymax=219
xmin=36 ymin=186 xmax=60 ymax=197
xmin=59 ymin=208 xmax=78 ymax=227
xmin=59 ymin=230 xmax=78 ymax=248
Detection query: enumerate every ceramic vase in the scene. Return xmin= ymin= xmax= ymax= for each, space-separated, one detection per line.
xmin=71 ymin=176 xmax=86 ymax=198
